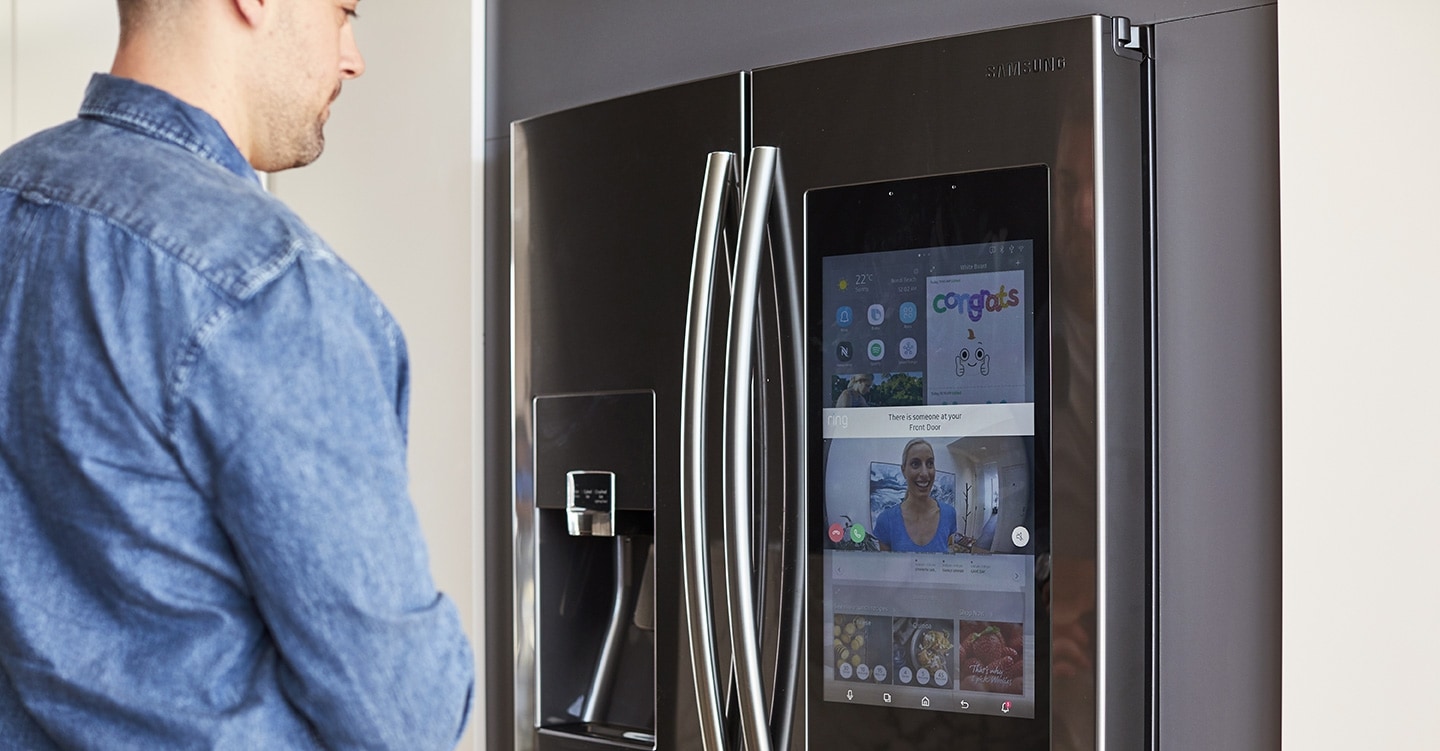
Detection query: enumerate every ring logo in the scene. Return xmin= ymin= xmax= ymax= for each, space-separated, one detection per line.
xmin=931 ymin=285 xmax=1021 ymax=323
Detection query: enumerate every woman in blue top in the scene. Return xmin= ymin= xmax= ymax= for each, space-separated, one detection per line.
xmin=874 ymin=438 xmax=958 ymax=552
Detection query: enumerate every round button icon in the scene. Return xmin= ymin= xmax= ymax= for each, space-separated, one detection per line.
xmin=856 ymin=664 xmax=870 ymax=681
xmin=897 ymin=666 xmax=913 ymax=684
xmin=934 ymin=668 xmax=949 ymax=686
xmin=916 ymin=668 xmax=931 ymax=686
xmin=839 ymin=662 xmax=853 ymax=679
xmin=848 ymin=523 xmax=867 ymax=544
xmin=828 ymin=523 xmax=845 ymax=543
xmin=1011 ymin=526 xmax=1031 ymax=547
xmin=899 ymin=301 xmax=918 ymax=324
xmin=873 ymin=664 xmax=888 ymax=682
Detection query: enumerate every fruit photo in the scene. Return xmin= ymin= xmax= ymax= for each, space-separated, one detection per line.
xmin=956 ymin=620 xmax=1024 ymax=694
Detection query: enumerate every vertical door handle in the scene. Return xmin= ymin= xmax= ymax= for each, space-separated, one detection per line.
xmin=682 ymin=151 xmax=738 ymax=751
xmin=768 ymin=149 xmax=806 ymax=751
xmin=724 ymin=146 xmax=778 ymax=751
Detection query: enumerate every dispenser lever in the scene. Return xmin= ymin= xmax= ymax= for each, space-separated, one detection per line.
xmin=581 ymin=534 xmax=634 ymax=724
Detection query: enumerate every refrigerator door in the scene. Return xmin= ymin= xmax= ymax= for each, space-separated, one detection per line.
xmin=512 ymin=74 xmax=747 ymax=751
xmin=752 ymin=15 xmax=1150 ymax=751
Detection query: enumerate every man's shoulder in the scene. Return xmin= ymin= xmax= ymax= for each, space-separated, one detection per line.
xmin=0 ymin=118 xmax=325 ymax=302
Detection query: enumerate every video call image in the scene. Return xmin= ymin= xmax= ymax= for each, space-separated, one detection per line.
xmin=823 ymin=435 xmax=1035 ymax=555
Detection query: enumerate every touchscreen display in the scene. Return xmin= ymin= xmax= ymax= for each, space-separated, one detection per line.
xmin=808 ymin=167 xmax=1049 ymax=733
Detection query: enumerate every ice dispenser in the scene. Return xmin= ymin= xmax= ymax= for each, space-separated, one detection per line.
xmin=532 ymin=392 xmax=657 ymax=750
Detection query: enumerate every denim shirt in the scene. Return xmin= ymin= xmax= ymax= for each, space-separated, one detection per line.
xmin=0 ymin=75 xmax=474 ymax=750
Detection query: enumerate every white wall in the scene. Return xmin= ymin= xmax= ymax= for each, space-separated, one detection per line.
xmin=1280 ymin=1 xmax=1440 ymax=748
xmin=1 ymin=3 xmax=486 ymax=749
xmin=0 ymin=0 xmax=12 ymax=145
xmin=0 ymin=1 xmax=115 ymax=146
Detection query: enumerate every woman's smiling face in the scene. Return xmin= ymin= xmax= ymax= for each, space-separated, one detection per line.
xmin=902 ymin=442 xmax=936 ymax=498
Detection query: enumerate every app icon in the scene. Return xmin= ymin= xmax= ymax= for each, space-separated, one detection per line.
xmin=867 ymin=340 xmax=884 ymax=361
xmin=828 ymin=524 xmax=844 ymax=543
xmin=899 ymin=337 xmax=918 ymax=360
xmin=867 ymin=304 xmax=885 ymax=325
xmin=836 ymin=306 xmax=854 ymax=327
xmin=836 ymin=341 xmax=853 ymax=362
xmin=899 ymin=301 xmax=918 ymax=324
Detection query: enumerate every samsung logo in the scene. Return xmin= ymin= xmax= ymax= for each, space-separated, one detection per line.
xmin=986 ymin=56 xmax=1066 ymax=79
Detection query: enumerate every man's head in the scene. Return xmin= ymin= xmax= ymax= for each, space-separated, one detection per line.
xmin=247 ymin=0 xmax=366 ymax=170
xmin=112 ymin=0 xmax=366 ymax=172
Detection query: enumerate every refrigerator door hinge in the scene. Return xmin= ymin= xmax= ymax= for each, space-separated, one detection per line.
xmin=1113 ymin=16 xmax=1151 ymax=62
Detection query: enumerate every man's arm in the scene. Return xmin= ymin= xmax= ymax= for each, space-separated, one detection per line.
xmin=169 ymin=260 xmax=473 ymax=750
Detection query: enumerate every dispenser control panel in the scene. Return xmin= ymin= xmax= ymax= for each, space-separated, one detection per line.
xmin=567 ymin=470 xmax=617 ymax=536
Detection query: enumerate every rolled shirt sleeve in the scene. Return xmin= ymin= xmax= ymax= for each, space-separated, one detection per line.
xmin=169 ymin=251 xmax=474 ymax=750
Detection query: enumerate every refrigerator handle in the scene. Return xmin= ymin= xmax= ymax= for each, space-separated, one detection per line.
xmin=724 ymin=146 xmax=778 ymax=751
xmin=769 ymin=147 xmax=805 ymax=751
xmin=682 ymin=150 xmax=739 ymax=751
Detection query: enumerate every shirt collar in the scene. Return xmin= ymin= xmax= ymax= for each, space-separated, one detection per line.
xmin=77 ymin=73 xmax=261 ymax=186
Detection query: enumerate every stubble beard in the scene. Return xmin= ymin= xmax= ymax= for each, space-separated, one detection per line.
xmin=270 ymin=113 xmax=326 ymax=172
xmin=258 ymin=85 xmax=338 ymax=173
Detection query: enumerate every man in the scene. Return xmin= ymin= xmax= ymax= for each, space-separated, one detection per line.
xmin=0 ymin=1 xmax=474 ymax=748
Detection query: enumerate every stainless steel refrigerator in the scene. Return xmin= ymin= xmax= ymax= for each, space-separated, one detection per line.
xmin=511 ymin=15 xmax=1152 ymax=751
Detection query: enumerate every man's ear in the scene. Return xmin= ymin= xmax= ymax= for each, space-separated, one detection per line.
xmin=232 ymin=0 xmax=272 ymax=29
